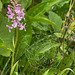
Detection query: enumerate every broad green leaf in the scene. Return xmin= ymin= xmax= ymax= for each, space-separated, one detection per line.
xmin=58 ymin=68 xmax=75 ymax=75
xmin=0 ymin=14 xmax=14 ymax=57
xmin=32 ymin=22 xmax=51 ymax=31
xmin=0 ymin=14 xmax=14 ymax=49
xmin=25 ymin=37 xmax=60 ymax=66
xmin=20 ymin=0 xmax=32 ymax=9
xmin=29 ymin=16 xmax=61 ymax=30
xmin=40 ymin=43 xmax=59 ymax=53
xmin=0 ymin=0 xmax=2 ymax=11
xmin=0 ymin=45 xmax=12 ymax=57
xmin=51 ymin=3 xmax=70 ymax=20
xmin=27 ymin=0 xmax=63 ymax=17
xmin=49 ymin=11 xmax=62 ymax=32
xmin=43 ymin=69 xmax=49 ymax=75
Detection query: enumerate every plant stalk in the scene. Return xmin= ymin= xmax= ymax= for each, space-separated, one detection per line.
xmin=10 ymin=27 xmax=18 ymax=75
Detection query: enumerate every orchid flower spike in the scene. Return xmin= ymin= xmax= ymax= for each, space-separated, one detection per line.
xmin=6 ymin=0 xmax=26 ymax=32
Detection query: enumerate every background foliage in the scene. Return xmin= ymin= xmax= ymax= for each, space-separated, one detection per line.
xmin=0 ymin=0 xmax=75 ymax=75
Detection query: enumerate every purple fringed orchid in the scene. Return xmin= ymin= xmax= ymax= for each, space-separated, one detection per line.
xmin=6 ymin=0 xmax=26 ymax=32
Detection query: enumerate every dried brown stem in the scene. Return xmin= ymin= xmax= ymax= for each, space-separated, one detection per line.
xmin=51 ymin=26 xmax=68 ymax=67
xmin=61 ymin=0 xmax=75 ymax=32
xmin=56 ymin=42 xmax=72 ymax=75
xmin=51 ymin=0 xmax=75 ymax=71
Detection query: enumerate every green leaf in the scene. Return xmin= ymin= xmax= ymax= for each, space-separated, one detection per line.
xmin=29 ymin=16 xmax=61 ymax=30
xmin=58 ymin=68 xmax=75 ymax=75
xmin=25 ymin=37 xmax=59 ymax=66
xmin=49 ymin=11 xmax=62 ymax=32
xmin=0 ymin=14 xmax=14 ymax=49
xmin=27 ymin=0 xmax=63 ymax=17
xmin=0 ymin=45 xmax=12 ymax=57
xmin=32 ymin=22 xmax=50 ymax=31
xmin=0 ymin=0 xmax=2 ymax=11
xmin=40 ymin=43 xmax=59 ymax=53
xmin=20 ymin=0 xmax=32 ymax=9
xmin=43 ymin=69 xmax=49 ymax=75
xmin=0 ymin=14 xmax=14 ymax=57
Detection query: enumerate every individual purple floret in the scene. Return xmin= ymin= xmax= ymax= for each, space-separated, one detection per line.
xmin=6 ymin=0 xmax=26 ymax=32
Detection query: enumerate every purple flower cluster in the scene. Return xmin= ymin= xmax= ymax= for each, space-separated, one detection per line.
xmin=6 ymin=0 xmax=26 ymax=32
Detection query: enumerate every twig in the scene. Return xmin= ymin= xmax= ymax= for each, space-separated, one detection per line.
xmin=51 ymin=0 xmax=75 ymax=68
xmin=66 ymin=0 xmax=75 ymax=17
xmin=51 ymin=46 xmax=60 ymax=67
xmin=61 ymin=0 xmax=75 ymax=32
xmin=51 ymin=26 xmax=69 ymax=67
xmin=56 ymin=42 xmax=72 ymax=75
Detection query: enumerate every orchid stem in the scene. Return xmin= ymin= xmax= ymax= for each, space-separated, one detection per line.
xmin=10 ymin=27 xmax=18 ymax=75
